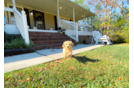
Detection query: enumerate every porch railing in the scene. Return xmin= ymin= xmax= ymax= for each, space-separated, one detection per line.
xmin=78 ymin=24 xmax=92 ymax=32
xmin=59 ymin=19 xmax=78 ymax=42
xmin=14 ymin=9 xmax=24 ymax=38
xmin=4 ymin=6 xmax=30 ymax=45
xmin=13 ymin=8 xmax=30 ymax=45
xmin=59 ymin=19 xmax=92 ymax=42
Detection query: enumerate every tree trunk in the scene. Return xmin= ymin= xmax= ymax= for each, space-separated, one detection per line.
xmin=104 ymin=5 xmax=107 ymax=29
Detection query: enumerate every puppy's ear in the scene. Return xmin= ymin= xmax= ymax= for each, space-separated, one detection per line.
xmin=71 ymin=41 xmax=74 ymax=47
xmin=62 ymin=42 xmax=65 ymax=48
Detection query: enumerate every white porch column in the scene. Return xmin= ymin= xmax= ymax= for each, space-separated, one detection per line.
xmin=57 ymin=0 xmax=60 ymax=27
xmin=83 ymin=12 xmax=85 ymax=24
xmin=73 ymin=8 xmax=78 ymax=42
xmin=91 ymin=16 xmax=93 ymax=32
xmin=12 ymin=0 xmax=16 ymax=9
xmin=21 ymin=11 xmax=30 ymax=45
xmin=76 ymin=23 xmax=79 ymax=42
xmin=73 ymin=8 xmax=75 ymax=23
xmin=83 ymin=12 xmax=85 ymax=30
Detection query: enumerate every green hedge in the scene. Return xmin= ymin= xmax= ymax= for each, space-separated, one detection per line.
xmin=101 ymin=30 xmax=129 ymax=43
xmin=4 ymin=38 xmax=34 ymax=49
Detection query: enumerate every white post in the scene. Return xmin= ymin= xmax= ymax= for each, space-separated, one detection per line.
xmin=73 ymin=8 xmax=75 ymax=23
xmin=73 ymin=8 xmax=78 ymax=41
xmin=57 ymin=0 xmax=60 ymax=28
xmin=12 ymin=0 xmax=16 ymax=9
xmin=83 ymin=12 xmax=85 ymax=24
xmin=21 ymin=10 xmax=30 ymax=45
xmin=83 ymin=12 xmax=85 ymax=31
xmin=91 ymin=16 xmax=93 ymax=32
xmin=76 ymin=23 xmax=79 ymax=42
xmin=91 ymin=16 xmax=94 ymax=44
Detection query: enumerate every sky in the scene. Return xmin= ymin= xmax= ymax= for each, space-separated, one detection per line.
xmin=71 ymin=0 xmax=129 ymax=16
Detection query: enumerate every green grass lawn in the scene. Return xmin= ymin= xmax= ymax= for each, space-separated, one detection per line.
xmin=4 ymin=43 xmax=129 ymax=88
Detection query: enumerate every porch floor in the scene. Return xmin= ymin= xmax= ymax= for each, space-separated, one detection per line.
xmin=4 ymin=44 xmax=105 ymax=73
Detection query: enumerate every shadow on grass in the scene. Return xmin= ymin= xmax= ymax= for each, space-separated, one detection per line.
xmin=73 ymin=56 xmax=100 ymax=64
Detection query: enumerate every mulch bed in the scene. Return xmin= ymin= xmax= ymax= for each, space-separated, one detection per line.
xmin=4 ymin=48 xmax=35 ymax=57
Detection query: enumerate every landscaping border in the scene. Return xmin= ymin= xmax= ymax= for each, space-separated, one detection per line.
xmin=4 ymin=48 xmax=35 ymax=57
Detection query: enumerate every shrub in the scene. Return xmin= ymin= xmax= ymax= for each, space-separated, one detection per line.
xmin=4 ymin=37 xmax=34 ymax=49
xmin=101 ymin=30 xmax=129 ymax=43
xmin=109 ymin=34 xmax=125 ymax=43
xmin=4 ymin=32 xmax=22 ymax=43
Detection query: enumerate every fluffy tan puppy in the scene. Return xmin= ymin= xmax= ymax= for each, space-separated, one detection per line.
xmin=62 ymin=41 xmax=74 ymax=59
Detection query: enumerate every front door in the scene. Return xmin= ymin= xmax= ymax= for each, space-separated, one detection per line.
xmin=33 ymin=10 xmax=45 ymax=29
xmin=54 ymin=16 xmax=57 ymax=30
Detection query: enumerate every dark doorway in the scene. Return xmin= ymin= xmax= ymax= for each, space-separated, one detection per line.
xmin=24 ymin=8 xmax=31 ymax=28
xmin=54 ymin=16 xmax=57 ymax=30
xmin=33 ymin=10 xmax=45 ymax=29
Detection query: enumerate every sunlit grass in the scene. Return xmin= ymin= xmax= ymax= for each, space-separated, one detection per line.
xmin=4 ymin=43 xmax=129 ymax=88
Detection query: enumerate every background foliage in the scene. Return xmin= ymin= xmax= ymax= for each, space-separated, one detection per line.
xmin=73 ymin=0 xmax=129 ymax=43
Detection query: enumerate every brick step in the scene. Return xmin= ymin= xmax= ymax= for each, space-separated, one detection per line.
xmin=29 ymin=32 xmax=77 ymax=50
xmin=33 ymin=42 xmax=77 ymax=50
xmin=32 ymin=40 xmax=76 ymax=44
xmin=29 ymin=33 xmax=66 ymax=35
xmin=30 ymin=38 xmax=72 ymax=41
xmin=29 ymin=36 xmax=70 ymax=40
xmin=29 ymin=35 xmax=69 ymax=38
xmin=29 ymin=32 xmax=59 ymax=35
xmin=29 ymin=33 xmax=64 ymax=36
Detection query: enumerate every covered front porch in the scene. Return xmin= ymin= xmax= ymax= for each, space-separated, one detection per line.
xmin=4 ymin=0 xmax=95 ymax=44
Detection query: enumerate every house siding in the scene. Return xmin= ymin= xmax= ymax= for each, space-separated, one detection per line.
xmin=4 ymin=2 xmax=56 ymax=30
xmin=44 ymin=13 xmax=55 ymax=30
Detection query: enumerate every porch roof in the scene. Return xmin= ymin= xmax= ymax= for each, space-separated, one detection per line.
xmin=5 ymin=0 xmax=95 ymax=20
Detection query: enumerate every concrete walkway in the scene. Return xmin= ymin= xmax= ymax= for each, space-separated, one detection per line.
xmin=4 ymin=44 xmax=104 ymax=73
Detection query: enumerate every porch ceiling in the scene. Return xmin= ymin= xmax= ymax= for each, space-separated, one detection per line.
xmin=5 ymin=0 xmax=96 ymax=20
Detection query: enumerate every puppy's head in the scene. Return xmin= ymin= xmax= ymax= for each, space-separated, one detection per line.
xmin=62 ymin=41 xmax=74 ymax=49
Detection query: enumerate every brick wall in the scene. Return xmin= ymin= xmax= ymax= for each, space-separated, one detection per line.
xmin=79 ymin=35 xmax=92 ymax=44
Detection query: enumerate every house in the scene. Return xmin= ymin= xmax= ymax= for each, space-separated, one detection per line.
xmin=4 ymin=0 xmax=95 ymax=49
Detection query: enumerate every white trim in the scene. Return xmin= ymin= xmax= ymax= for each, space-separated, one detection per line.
xmin=29 ymin=29 xmax=58 ymax=33
xmin=4 ymin=7 xmax=14 ymax=12
xmin=78 ymin=31 xmax=92 ymax=36
xmin=57 ymin=0 xmax=60 ymax=27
